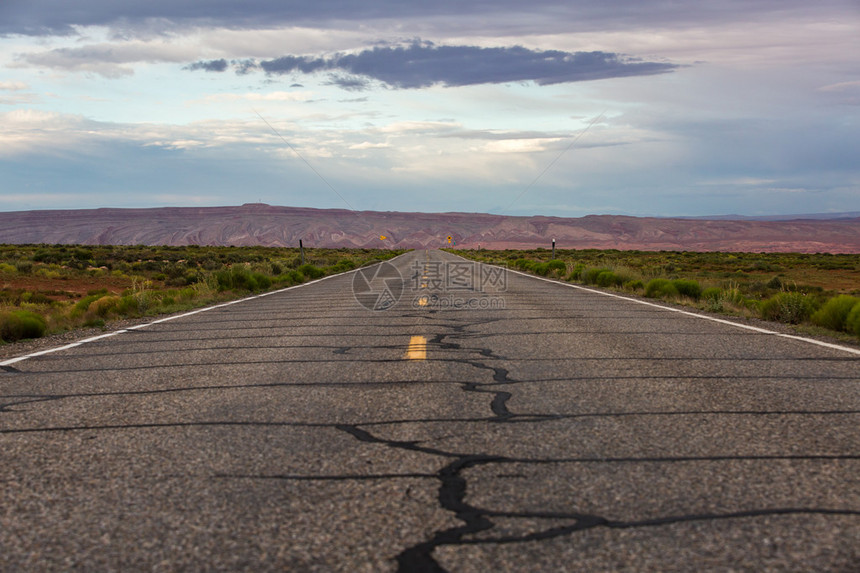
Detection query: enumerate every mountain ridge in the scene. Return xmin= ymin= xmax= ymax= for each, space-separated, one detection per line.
xmin=1 ymin=204 xmax=858 ymax=253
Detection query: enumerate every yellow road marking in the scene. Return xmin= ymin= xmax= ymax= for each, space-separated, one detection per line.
xmin=406 ymin=335 xmax=427 ymax=360
xmin=417 ymin=295 xmax=429 ymax=307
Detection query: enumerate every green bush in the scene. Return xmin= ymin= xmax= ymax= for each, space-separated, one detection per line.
xmin=702 ymin=287 xmax=722 ymax=302
xmin=645 ymin=278 xmax=679 ymax=299
xmin=513 ymin=258 xmax=533 ymax=271
xmin=672 ymin=279 xmax=702 ymax=300
xmin=0 ymin=310 xmax=47 ymax=342
xmin=583 ymin=268 xmax=610 ymax=285
xmin=567 ymin=263 xmax=586 ymax=282
xmin=298 ymin=264 xmax=325 ymax=280
xmin=89 ymin=295 xmax=119 ymax=317
xmin=702 ymin=287 xmax=724 ymax=312
xmin=846 ymin=302 xmax=860 ymax=336
xmin=71 ymin=293 xmax=107 ymax=317
xmin=279 ymin=270 xmax=305 ymax=285
xmin=759 ymin=292 xmax=816 ymax=324
xmin=178 ymin=287 xmax=196 ymax=301
xmin=624 ymin=279 xmax=644 ymax=291
xmin=810 ymin=295 xmax=859 ymax=332
xmin=595 ymin=270 xmax=622 ymax=288
xmin=116 ymin=296 xmax=139 ymax=316
xmin=331 ymin=259 xmax=356 ymax=273
xmin=545 ymin=260 xmax=566 ymax=276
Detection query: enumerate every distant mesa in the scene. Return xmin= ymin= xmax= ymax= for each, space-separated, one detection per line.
xmin=0 ymin=205 xmax=858 ymax=253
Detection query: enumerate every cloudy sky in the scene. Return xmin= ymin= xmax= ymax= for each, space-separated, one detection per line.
xmin=1 ymin=1 xmax=858 ymax=217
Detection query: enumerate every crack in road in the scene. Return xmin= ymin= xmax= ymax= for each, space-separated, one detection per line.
xmin=326 ymin=312 xmax=860 ymax=571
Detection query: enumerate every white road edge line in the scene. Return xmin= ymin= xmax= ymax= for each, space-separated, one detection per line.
xmin=497 ymin=264 xmax=860 ymax=358
xmin=0 ymin=253 xmax=409 ymax=367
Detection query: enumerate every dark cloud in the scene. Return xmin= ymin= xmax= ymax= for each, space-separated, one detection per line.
xmin=0 ymin=0 xmax=845 ymax=37
xmin=185 ymin=58 xmax=228 ymax=72
xmin=326 ymin=75 xmax=373 ymax=91
xmin=259 ymin=43 xmax=677 ymax=89
xmin=233 ymin=59 xmax=259 ymax=75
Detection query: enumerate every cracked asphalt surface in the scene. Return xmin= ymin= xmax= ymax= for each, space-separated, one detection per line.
xmin=1 ymin=249 xmax=858 ymax=572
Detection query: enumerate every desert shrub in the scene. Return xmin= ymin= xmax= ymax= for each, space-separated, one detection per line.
xmin=595 ymin=270 xmax=622 ymax=288
xmin=766 ymin=276 xmax=783 ymax=290
xmin=567 ymin=263 xmax=586 ymax=282
xmin=298 ymin=264 xmax=325 ymax=280
xmin=15 ymin=260 xmax=33 ymax=274
xmin=89 ymin=295 xmax=119 ymax=317
xmin=20 ymin=291 xmax=52 ymax=305
xmin=702 ymin=287 xmax=722 ymax=302
xmin=759 ymin=292 xmax=816 ymax=324
xmin=532 ymin=262 xmax=549 ymax=276
xmin=846 ymin=302 xmax=860 ymax=336
xmin=251 ymin=272 xmax=272 ymax=290
xmin=0 ymin=263 xmax=16 ymax=274
xmin=545 ymin=260 xmax=566 ymax=276
xmin=810 ymin=295 xmax=859 ymax=332
xmin=583 ymin=268 xmax=610 ymax=285
xmin=178 ymin=287 xmax=197 ymax=301
xmin=216 ymin=268 xmax=274 ymax=291
xmin=513 ymin=258 xmax=533 ymax=271
xmin=280 ymin=270 xmax=305 ymax=285
xmin=32 ymin=250 xmax=61 ymax=264
xmin=624 ymin=279 xmax=644 ymax=291
xmin=331 ymin=259 xmax=356 ymax=273
xmin=215 ymin=269 xmax=238 ymax=290
xmin=672 ymin=279 xmax=701 ymax=300
xmin=702 ymin=287 xmax=724 ymax=312
xmin=72 ymin=293 xmax=107 ymax=317
xmin=270 ymin=262 xmax=283 ymax=275
xmin=0 ymin=310 xmax=47 ymax=342
xmin=116 ymin=296 xmax=139 ymax=316
xmin=645 ymin=278 xmax=679 ymax=299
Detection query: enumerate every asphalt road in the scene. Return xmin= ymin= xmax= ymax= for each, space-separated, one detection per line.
xmin=1 ymin=249 xmax=858 ymax=572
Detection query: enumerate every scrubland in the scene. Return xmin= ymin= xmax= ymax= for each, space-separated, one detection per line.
xmin=451 ymin=248 xmax=860 ymax=341
xmin=0 ymin=244 xmax=403 ymax=344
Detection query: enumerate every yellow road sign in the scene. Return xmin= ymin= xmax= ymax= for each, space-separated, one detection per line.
xmin=447 ymin=235 xmax=452 ymax=244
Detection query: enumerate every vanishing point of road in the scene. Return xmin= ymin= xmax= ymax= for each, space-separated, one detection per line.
xmin=1 ymin=249 xmax=858 ymax=571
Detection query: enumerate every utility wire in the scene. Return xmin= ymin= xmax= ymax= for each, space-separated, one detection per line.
xmin=501 ymin=109 xmax=607 ymax=214
xmin=253 ymin=108 xmax=357 ymax=212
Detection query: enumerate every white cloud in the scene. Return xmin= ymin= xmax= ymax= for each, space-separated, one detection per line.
xmin=193 ymin=91 xmax=316 ymax=104
xmin=349 ymin=141 xmax=390 ymax=149
xmin=483 ymin=138 xmax=561 ymax=153
xmin=0 ymin=81 xmax=36 ymax=105
xmin=379 ymin=120 xmax=461 ymax=134
xmin=12 ymin=36 xmax=204 ymax=77
xmin=0 ymin=81 xmax=29 ymax=91
xmin=198 ymin=26 xmax=371 ymax=58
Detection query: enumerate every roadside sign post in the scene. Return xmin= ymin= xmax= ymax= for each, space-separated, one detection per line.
xmin=552 ymin=238 xmax=556 ymax=259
